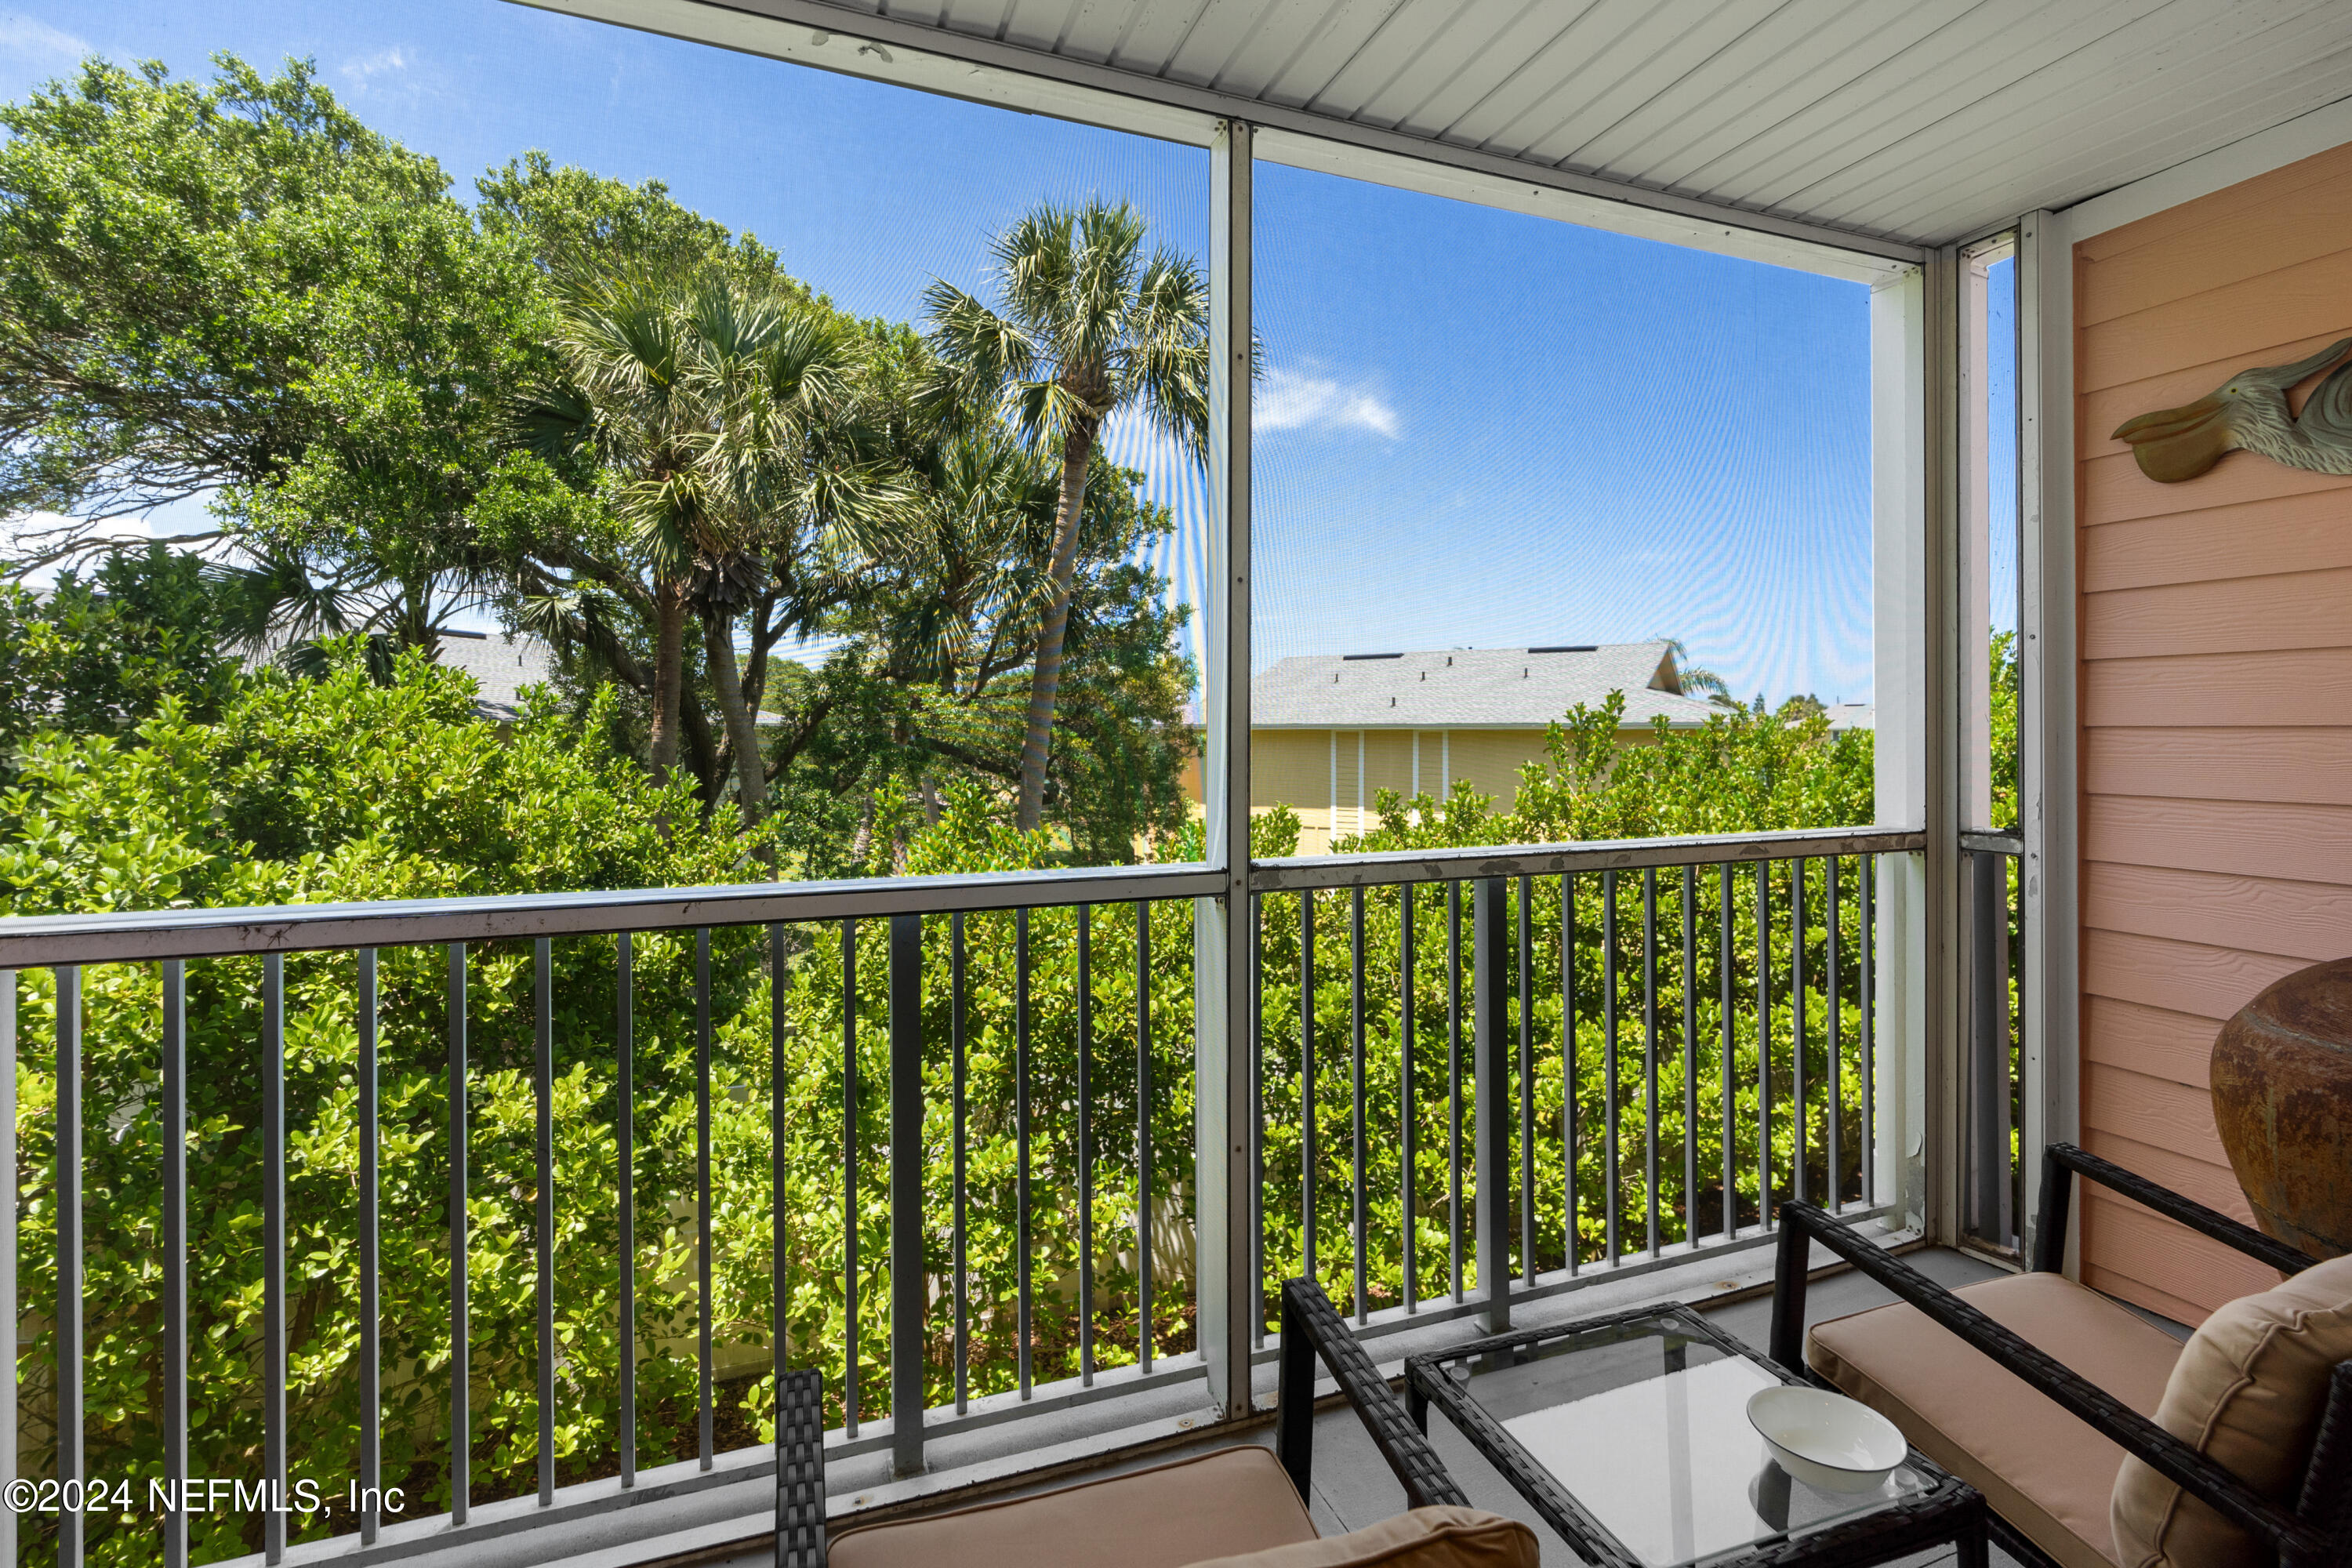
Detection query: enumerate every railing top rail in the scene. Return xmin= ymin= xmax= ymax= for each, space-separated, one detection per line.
xmin=0 ymin=822 xmax=1928 ymax=967
xmin=0 ymin=862 xmax=1226 ymax=967
xmin=1250 ymin=823 xmax=1926 ymax=892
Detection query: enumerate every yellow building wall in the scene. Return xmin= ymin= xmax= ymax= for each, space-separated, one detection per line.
xmin=1183 ymin=724 xmax=1661 ymax=854
xmin=1241 ymin=728 xmax=1632 ymax=853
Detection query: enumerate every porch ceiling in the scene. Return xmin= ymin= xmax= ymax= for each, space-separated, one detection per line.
xmin=714 ymin=0 xmax=2352 ymax=249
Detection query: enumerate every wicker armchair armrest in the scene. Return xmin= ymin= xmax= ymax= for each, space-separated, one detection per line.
xmin=776 ymin=1367 xmax=828 ymax=1568
xmin=1276 ymin=1277 xmax=1469 ymax=1511
xmin=2035 ymin=1142 xmax=2316 ymax=1276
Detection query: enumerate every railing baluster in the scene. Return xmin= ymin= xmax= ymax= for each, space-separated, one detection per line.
xmin=1682 ymin=866 xmax=1697 ymax=1248
xmin=1719 ymin=866 xmax=1735 ymax=1239
xmin=448 ymin=944 xmax=468 ymax=1526
xmin=1399 ymin=884 xmax=1417 ymax=1312
xmin=697 ymin=929 xmax=714 ymax=1468
xmin=1792 ymin=861 xmax=1809 ymax=1207
xmin=769 ymin=924 xmax=788 ymax=1426
xmin=1828 ymin=858 xmax=1843 ymax=1210
xmin=264 ymin=953 xmax=286 ymax=1564
xmin=1135 ymin=900 xmax=1153 ymax=1371
xmin=1350 ymin=886 xmax=1367 ymax=1325
xmin=1078 ymin=904 xmax=1094 ymax=1386
xmin=842 ymin=920 xmax=861 ymax=1432
xmin=1602 ymin=870 xmax=1619 ymax=1265
xmin=1014 ymin=908 xmax=1032 ymax=1396
xmin=56 ymin=964 xmax=81 ymax=1568
xmin=1862 ymin=857 xmax=1876 ymax=1206
xmin=1562 ymin=874 xmax=1577 ymax=1276
xmin=1642 ymin=869 xmax=1661 ymax=1259
xmin=617 ymin=933 xmax=636 ymax=1487
xmin=1755 ymin=866 xmax=1771 ymax=1229
xmin=1517 ymin=876 xmax=1534 ymax=1286
xmin=1446 ymin=881 xmax=1463 ymax=1303
xmin=1472 ymin=879 xmax=1509 ymax=1332
xmin=536 ymin=938 xmax=557 ymax=1504
xmin=887 ymin=913 xmax=924 ymax=1479
xmin=1300 ymin=888 xmax=1316 ymax=1291
xmin=1250 ymin=894 xmax=1265 ymax=1344
xmin=164 ymin=961 xmax=189 ymax=1566
xmin=356 ymin=951 xmax=379 ymax=1544
xmin=0 ymin=969 xmax=13 ymax=1568
xmin=952 ymin=913 xmax=969 ymax=1414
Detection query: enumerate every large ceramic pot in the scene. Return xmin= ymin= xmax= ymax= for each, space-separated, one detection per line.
xmin=2211 ymin=956 xmax=2352 ymax=1261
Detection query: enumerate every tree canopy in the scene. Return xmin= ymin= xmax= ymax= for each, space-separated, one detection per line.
xmin=0 ymin=56 xmax=1200 ymax=866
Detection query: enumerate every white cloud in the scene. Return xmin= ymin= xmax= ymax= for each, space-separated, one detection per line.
xmin=1256 ymin=364 xmax=1399 ymax=438
xmin=0 ymin=15 xmax=92 ymax=65
xmin=340 ymin=46 xmax=409 ymax=81
xmin=336 ymin=46 xmax=426 ymax=98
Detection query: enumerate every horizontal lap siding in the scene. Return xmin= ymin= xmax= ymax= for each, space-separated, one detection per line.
xmin=2076 ymin=140 xmax=2352 ymax=1323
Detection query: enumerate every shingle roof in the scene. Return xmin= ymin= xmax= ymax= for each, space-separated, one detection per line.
xmin=437 ymin=630 xmax=559 ymax=723
xmin=1251 ymin=641 xmax=1722 ymax=729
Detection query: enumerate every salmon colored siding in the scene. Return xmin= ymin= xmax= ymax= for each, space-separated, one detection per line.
xmin=2074 ymin=140 xmax=2352 ymax=1321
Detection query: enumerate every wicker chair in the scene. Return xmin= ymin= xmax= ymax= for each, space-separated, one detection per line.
xmin=771 ymin=1277 xmax=1537 ymax=1568
xmin=1768 ymin=1143 xmax=2352 ymax=1568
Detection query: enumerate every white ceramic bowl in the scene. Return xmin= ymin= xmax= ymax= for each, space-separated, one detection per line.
xmin=1744 ymin=1386 xmax=1907 ymax=1494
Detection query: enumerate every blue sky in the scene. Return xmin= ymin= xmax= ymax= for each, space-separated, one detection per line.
xmin=2 ymin=0 xmax=1890 ymax=706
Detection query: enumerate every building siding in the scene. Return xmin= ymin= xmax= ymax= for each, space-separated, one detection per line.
xmin=1244 ymin=726 xmax=1626 ymax=852
xmin=2074 ymin=139 xmax=2352 ymax=1320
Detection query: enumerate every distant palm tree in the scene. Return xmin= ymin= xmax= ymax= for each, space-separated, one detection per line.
xmin=925 ymin=199 xmax=1208 ymax=832
xmin=523 ymin=265 xmax=879 ymax=826
xmin=1657 ymin=635 xmax=1740 ymax=708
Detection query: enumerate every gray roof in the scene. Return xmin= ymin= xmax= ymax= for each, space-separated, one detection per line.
xmin=437 ymin=630 xmax=559 ymax=723
xmin=1251 ymin=641 xmax=1722 ymax=730
xmin=1823 ymin=703 xmax=1874 ymax=732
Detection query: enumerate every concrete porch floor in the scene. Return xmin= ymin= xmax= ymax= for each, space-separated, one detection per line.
xmin=659 ymin=1245 xmax=2165 ymax=1568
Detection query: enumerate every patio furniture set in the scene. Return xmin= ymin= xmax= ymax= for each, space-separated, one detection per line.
xmin=770 ymin=1144 xmax=2351 ymax=1568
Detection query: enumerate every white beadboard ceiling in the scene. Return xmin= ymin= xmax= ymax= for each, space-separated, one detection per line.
xmin=639 ymin=0 xmax=2352 ymax=252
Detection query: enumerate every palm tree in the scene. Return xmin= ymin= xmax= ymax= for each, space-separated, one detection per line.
xmin=876 ymin=423 xmax=1061 ymax=697
xmin=1657 ymin=635 xmax=1740 ymax=709
xmin=924 ymin=199 xmax=1207 ymax=833
xmin=521 ymin=266 xmax=705 ymax=788
xmin=521 ymin=265 xmax=880 ymax=829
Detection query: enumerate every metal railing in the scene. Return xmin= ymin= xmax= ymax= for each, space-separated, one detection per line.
xmin=1960 ymin=831 xmax=2025 ymax=1250
xmin=0 ymin=823 xmax=1921 ymax=1568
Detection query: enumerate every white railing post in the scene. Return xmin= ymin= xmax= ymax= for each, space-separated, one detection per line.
xmin=2016 ymin=209 xmax=2081 ymax=1276
xmin=1196 ymin=116 xmax=1256 ymax=1420
xmin=1871 ymin=260 xmax=1941 ymax=1236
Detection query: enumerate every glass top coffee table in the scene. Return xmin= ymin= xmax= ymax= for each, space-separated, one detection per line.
xmin=1405 ymin=1304 xmax=1986 ymax=1568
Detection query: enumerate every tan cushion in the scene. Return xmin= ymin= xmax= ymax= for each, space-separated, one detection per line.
xmin=827 ymin=1445 xmax=1319 ymax=1568
xmin=1180 ymin=1507 xmax=1539 ymax=1568
xmin=1807 ymin=1270 xmax=2183 ymax=1568
xmin=2111 ymin=1254 xmax=2352 ymax=1568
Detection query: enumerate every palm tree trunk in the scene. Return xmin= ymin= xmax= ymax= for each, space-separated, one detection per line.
xmin=648 ymin=578 xmax=689 ymax=781
xmin=1015 ymin=417 xmax=1098 ymax=833
xmin=702 ymin=607 xmax=769 ymax=832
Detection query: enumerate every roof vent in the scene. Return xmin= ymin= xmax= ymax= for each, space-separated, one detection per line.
xmin=1389 ymin=696 xmax=1397 ymax=707
xmin=1523 ymin=666 xmax=1530 ymax=678
xmin=1333 ymin=672 xmax=1340 ymax=683
xmin=1528 ymin=644 xmax=1597 ymax=654
xmin=1342 ymin=652 xmax=1403 ymax=661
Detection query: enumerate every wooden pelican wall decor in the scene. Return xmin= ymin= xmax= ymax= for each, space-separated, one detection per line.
xmin=2113 ymin=336 xmax=2352 ymax=481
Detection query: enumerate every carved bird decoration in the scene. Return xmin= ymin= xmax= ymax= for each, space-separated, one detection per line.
xmin=2113 ymin=336 xmax=2352 ymax=482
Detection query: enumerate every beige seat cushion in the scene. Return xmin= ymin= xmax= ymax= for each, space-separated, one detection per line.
xmin=1807 ymin=1270 xmax=2184 ymax=1568
xmin=827 ymin=1445 xmax=1319 ymax=1568
xmin=2111 ymin=1254 xmax=2352 ymax=1568
xmin=1181 ymin=1506 xmax=1540 ymax=1568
